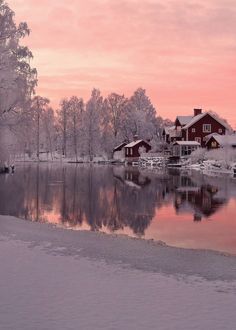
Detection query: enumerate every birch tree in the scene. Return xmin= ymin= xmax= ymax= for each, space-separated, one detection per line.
xmin=67 ymin=96 xmax=84 ymax=161
xmin=0 ymin=0 xmax=37 ymax=119
xmin=103 ymin=93 xmax=127 ymax=141
xmin=42 ymin=107 xmax=56 ymax=160
xmin=0 ymin=0 xmax=37 ymax=161
xmin=31 ymin=96 xmax=50 ymax=161
xmin=57 ymin=99 xmax=69 ymax=157
xmin=84 ymin=89 xmax=103 ymax=161
xmin=124 ymin=88 xmax=157 ymax=140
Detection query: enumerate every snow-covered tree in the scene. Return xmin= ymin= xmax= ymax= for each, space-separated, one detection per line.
xmin=57 ymin=96 xmax=84 ymax=160
xmin=30 ymin=96 xmax=50 ymax=160
xmin=84 ymin=89 xmax=103 ymax=161
xmin=42 ymin=107 xmax=56 ymax=160
xmin=103 ymin=93 xmax=127 ymax=140
xmin=57 ymin=99 xmax=69 ymax=157
xmin=123 ymin=88 xmax=157 ymax=141
xmin=0 ymin=0 xmax=37 ymax=162
xmin=0 ymin=0 xmax=37 ymax=119
xmin=67 ymin=96 xmax=84 ymax=161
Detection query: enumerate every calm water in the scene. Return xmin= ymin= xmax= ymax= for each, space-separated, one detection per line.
xmin=1 ymin=164 xmax=236 ymax=254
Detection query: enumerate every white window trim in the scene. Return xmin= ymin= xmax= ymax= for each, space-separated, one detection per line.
xmin=192 ymin=128 xmax=196 ymax=133
xmin=203 ymin=124 xmax=211 ymax=133
xmin=195 ymin=137 xmax=201 ymax=144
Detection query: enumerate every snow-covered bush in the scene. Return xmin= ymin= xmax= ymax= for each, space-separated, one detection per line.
xmin=190 ymin=147 xmax=236 ymax=170
xmin=206 ymin=148 xmax=236 ymax=169
xmin=190 ymin=148 xmax=207 ymax=164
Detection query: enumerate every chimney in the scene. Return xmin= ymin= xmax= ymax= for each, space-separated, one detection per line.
xmin=194 ymin=108 xmax=202 ymax=116
xmin=133 ymin=134 xmax=138 ymax=141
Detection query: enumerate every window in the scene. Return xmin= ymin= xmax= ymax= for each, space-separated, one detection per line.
xmin=192 ymin=128 xmax=196 ymax=133
xmin=211 ymin=141 xmax=217 ymax=148
xmin=195 ymin=137 xmax=201 ymax=144
xmin=203 ymin=124 xmax=211 ymax=133
xmin=218 ymin=128 xmax=223 ymax=134
xmin=130 ymin=148 xmax=133 ymax=156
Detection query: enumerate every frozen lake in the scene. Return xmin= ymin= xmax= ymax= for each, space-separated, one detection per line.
xmin=1 ymin=163 xmax=236 ymax=254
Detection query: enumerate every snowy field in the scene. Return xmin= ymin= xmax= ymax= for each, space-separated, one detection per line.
xmin=1 ymin=216 xmax=236 ymax=330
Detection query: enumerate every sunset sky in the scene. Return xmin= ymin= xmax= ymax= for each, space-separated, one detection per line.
xmin=9 ymin=0 xmax=236 ymax=125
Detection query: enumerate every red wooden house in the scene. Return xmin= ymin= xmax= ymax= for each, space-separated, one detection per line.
xmin=163 ymin=109 xmax=228 ymax=147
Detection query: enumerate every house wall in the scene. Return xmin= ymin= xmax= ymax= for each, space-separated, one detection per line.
xmin=125 ymin=142 xmax=151 ymax=158
xmin=113 ymin=150 xmax=125 ymax=160
xmin=185 ymin=114 xmax=226 ymax=147
xmin=182 ymin=130 xmax=187 ymax=141
xmin=173 ymin=145 xmax=181 ymax=157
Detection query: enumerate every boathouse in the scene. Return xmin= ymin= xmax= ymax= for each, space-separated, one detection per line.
xmin=125 ymin=138 xmax=151 ymax=162
xmin=172 ymin=141 xmax=200 ymax=158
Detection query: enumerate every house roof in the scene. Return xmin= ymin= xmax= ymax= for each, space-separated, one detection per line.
xmin=125 ymin=140 xmax=151 ymax=148
xmin=173 ymin=141 xmax=201 ymax=146
xmin=163 ymin=125 xmax=175 ymax=134
xmin=163 ymin=126 xmax=181 ymax=138
xmin=113 ymin=142 xmax=127 ymax=152
xmin=169 ymin=130 xmax=182 ymax=138
xmin=182 ymin=112 xmax=229 ymax=130
xmin=176 ymin=116 xmax=193 ymax=126
xmin=208 ymin=134 xmax=236 ymax=146
xmin=182 ymin=113 xmax=206 ymax=129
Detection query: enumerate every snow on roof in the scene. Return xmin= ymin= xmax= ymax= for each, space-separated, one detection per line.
xmin=163 ymin=125 xmax=175 ymax=134
xmin=125 ymin=140 xmax=151 ymax=148
xmin=169 ymin=130 xmax=182 ymax=138
xmin=176 ymin=116 xmax=193 ymax=126
xmin=209 ymin=134 xmax=236 ymax=146
xmin=173 ymin=141 xmax=201 ymax=146
xmin=182 ymin=112 xmax=229 ymax=130
xmin=182 ymin=113 xmax=206 ymax=129
xmin=113 ymin=142 xmax=127 ymax=151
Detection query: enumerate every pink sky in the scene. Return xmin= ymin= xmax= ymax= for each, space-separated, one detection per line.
xmin=9 ymin=0 xmax=236 ymax=125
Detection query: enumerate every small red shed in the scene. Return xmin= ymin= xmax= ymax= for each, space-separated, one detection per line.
xmin=125 ymin=139 xmax=152 ymax=161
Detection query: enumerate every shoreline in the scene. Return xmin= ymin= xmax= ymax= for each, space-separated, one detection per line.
xmin=13 ymin=159 xmax=236 ymax=176
xmin=1 ymin=215 xmax=236 ymax=282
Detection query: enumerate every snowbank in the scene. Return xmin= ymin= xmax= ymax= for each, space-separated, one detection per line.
xmin=1 ymin=215 xmax=236 ymax=330
xmin=189 ymin=148 xmax=236 ymax=174
xmin=1 ymin=215 xmax=236 ymax=281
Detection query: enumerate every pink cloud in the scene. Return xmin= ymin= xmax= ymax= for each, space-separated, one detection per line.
xmin=8 ymin=0 xmax=236 ymax=126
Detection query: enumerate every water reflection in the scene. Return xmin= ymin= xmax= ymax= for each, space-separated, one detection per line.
xmin=171 ymin=170 xmax=227 ymax=221
xmin=0 ymin=164 xmax=236 ymax=252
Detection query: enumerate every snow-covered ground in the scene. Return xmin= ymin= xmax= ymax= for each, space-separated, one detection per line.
xmin=1 ymin=216 xmax=236 ymax=330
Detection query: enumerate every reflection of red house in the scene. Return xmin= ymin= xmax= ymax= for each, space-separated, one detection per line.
xmin=174 ymin=181 xmax=225 ymax=221
xmin=125 ymin=138 xmax=151 ymax=162
xmin=163 ymin=109 xmax=228 ymax=147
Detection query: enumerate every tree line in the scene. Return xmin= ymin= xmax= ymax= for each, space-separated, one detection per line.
xmin=0 ymin=0 xmax=171 ymax=162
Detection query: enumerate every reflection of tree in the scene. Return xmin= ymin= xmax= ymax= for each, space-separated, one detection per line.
xmin=112 ymin=167 xmax=158 ymax=236
xmin=0 ymin=165 xmax=231 ymax=237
